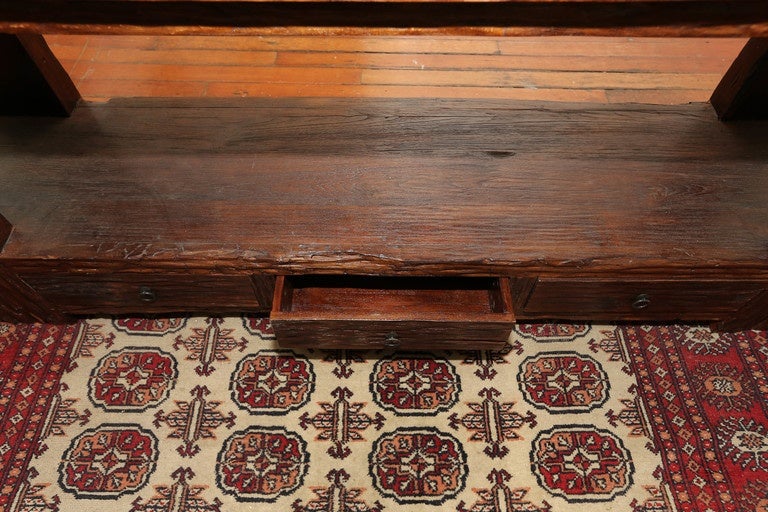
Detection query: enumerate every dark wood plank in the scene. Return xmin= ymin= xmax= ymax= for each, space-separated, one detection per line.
xmin=0 ymin=1 xmax=767 ymax=37
xmin=711 ymin=38 xmax=768 ymax=120
xmin=16 ymin=272 xmax=268 ymax=315
xmin=0 ymin=33 xmax=80 ymax=116
xmin=1 ymin=98 xmax=767 ymax=278
xmin=251 ymin=274 xmax=276 ymax=310
xmin=519 ymin=278 xmax=765 ymax=322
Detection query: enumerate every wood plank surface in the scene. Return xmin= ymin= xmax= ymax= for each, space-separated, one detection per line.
xmin=1 ymin=98 xmax=767 ymax=276
xmin=2 ymin=1 xmax=768 ymax=37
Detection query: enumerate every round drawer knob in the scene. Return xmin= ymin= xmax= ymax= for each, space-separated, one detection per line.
xmin=384 ymin=332 xmax=401 ymax=348
xmin=138 ymin=286 xmax=157 ymax=303
xmin=631 ymin=293 xmax=651 ymax=310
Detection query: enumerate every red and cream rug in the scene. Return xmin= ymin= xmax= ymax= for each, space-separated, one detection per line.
xmin=0 ymin=318 xmax=766 ymax=511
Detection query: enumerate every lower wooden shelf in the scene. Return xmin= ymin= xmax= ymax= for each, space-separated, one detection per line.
xmin=1 ymin=97 xmax=767 ymax=335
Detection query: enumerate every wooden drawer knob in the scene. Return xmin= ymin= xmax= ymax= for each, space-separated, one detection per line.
xmin=384 ymin=332 xmax=401 ymax=347
xmin=631 ymin=293 xmax=651 ymax=310
xmin=138 ymin=286 xmax=157 ymax=303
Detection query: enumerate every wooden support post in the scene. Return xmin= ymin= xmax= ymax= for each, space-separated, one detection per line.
xmin=0 ymin=212 xmax=11 ymax=250
xmin=0 ymin=33 xmax=80 ymax=116
xmin=1 ymin=214 xmax=65 ymax=322
xmin=0 ymin=265 xmax=67 ymax=323
xmin=715 ymin=289 xmax=768 ymax=331
xmin=711 ymin=38 xmax=768 ymax=121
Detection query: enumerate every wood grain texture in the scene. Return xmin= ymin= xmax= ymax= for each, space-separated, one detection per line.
xmin=250 ymin=274 xmax=276 ymax=309
xmin=711 ymin=38 xmax=768 ymax=120
xmin=44 ymin=35 xmax=744 ymax=104
xmin=1 ymin=1 xmax=767 ymax=37
xmin=1 ymin=97 xmax=767 ymax=277
xmin=17 ymin=272 xmax=270 ymax=315
xmin=0 ymin=265 xmax=66 ymax=322
xmin=520 ymin=278 xmax=765 ymax=322
xmin=0 ymin=33 xmax=80 ymax=115
xmin=272 ymin=319 xmax=513 ymax=349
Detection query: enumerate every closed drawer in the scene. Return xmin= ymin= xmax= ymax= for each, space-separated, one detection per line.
xmin=521 ymin=278 xmax=765 ymax=321
xmin=19 ymin=272 xmax=274 ymax=315
xmin=271 ymin=275 xmax=515 ymax=350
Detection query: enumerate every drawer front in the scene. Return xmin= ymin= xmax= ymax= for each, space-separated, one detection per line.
xmin=272 ymin=319 xmax=511 ymax=350
xmin=271 ymin=275 xmax=515 ymax=350
xmin=521 ymin=278 xmax=765 ymax=321
xmin=19 ymin=272 xmax=273 ymax=315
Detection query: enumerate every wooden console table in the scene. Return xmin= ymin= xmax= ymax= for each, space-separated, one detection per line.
xmin=1 ymin=1 xmax=768 ymax=348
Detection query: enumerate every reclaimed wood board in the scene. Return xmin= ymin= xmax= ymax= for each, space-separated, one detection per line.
xmin=1 ymin=97 xmax=767 ymax=277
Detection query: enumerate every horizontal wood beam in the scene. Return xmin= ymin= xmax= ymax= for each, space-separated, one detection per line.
xmin=0 ymin=33 xmax=80 ymax=116
xmin=1 ymin=98 xmax=767 ymax=276
xmin=0 ymin=1 xmax=767 ymax=37
xmin=711 ymin=38 xmax=768 ymax=120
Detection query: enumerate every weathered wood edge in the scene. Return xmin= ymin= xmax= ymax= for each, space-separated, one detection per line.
xmin=5 ymin=259 xmax=768 ymax=280
xmin=711 ymin=38 xmax=768 ymax=120
xmin=0 ymin=1 xmax=767 ymax=37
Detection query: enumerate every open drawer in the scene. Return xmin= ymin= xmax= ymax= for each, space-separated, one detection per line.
xmin=271 ymin=275 xmax=515 ymax=350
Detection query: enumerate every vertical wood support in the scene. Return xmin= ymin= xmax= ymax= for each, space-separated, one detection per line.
xmin=510 ymin=276 xmax=537 ymax=316
xmin=0 ymin=213 xmax=11 ymax=250
xmin=715 ymin=289 xmax=768 ymax=332
xmin=711 ymin=38 xmax=768 ymax=121
xmin=1 ymin=214 xmax=65 ymax=322
xmin=0 ymin=266 xmax=66 ymax=323
xmin=0 ymin=33 xmax=80 ymax=116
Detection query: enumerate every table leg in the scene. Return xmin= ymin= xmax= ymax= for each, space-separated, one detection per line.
xmin=0 ymin=33 xmax=80 ymax=116
xmin=711 ymin=38 xmax=768 ymax=121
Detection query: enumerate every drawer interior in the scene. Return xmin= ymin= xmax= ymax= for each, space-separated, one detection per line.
xmin=275 ymin=275 xmax=513 ymax=319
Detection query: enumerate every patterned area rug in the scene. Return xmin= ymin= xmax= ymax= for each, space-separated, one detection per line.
xmin=0 ymin=318 xmax=766 ymax=511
